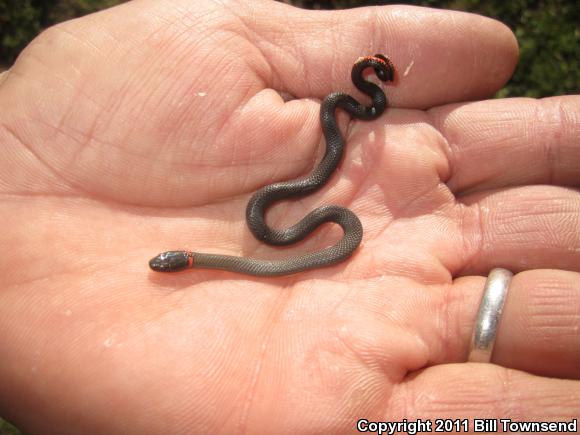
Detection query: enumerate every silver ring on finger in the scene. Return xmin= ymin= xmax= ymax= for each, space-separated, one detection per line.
xmin=468 ymin=268 xmax=514 ymax=363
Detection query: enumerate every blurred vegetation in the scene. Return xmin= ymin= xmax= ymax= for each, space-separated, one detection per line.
xmin=0 ymin=418 xmax=20 ymax=435
xmin=1 ymin=0 xmax=578 ymax=96
xmin=0 ymin=0 xmax=577 ymax=433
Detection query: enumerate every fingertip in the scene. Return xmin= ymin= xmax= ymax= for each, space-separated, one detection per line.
xmin=475 ymin=15 xmax=520 ymax=96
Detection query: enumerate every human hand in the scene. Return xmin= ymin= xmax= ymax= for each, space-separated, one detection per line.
xmin=0 ymin=1 xmax=578 ymax=433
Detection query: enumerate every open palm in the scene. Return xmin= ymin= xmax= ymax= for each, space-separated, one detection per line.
xmin=1 ymin=1 xmax=578 ymax=434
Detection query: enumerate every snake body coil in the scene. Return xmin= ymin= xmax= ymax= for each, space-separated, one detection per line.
xmin=150 ymin=55 xmax=394 ymax=276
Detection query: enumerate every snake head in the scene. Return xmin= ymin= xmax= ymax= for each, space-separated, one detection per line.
xmin=149 ymin=251 xmax=193 ymax=272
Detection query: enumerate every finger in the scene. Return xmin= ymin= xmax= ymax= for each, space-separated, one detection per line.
xmin=492 ymin=269 xmax=580 ymax=378
xmin=455 ymin=186 xmax=580 ymax=274
xmin=395 ymin=364 xmax=580 ymax=421
xmin=250 ymin=3 xmax=518 ymax=108
xmin=431 ymin=96 xmax=580 ymax=194
xmin=439 ymin=269 xmax=580 ymax=379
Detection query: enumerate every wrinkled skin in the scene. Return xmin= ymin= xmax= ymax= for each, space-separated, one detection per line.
xmin=0 ymin=1 xmax=579 ymax=434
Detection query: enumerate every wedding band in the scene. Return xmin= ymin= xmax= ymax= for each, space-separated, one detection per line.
xmin=468 ymin=268 xmax=514 ymax=363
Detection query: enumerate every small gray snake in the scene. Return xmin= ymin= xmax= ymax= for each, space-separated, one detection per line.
xmin=150 ymin=54 xmax=395 ymax=276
